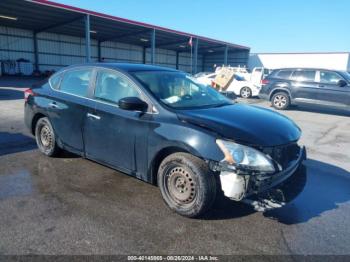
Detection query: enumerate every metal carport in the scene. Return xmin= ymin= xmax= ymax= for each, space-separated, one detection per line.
xmin=0 ymin=0 xmax=250 ymax=74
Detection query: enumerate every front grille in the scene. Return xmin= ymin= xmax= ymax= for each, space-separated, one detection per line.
xmin=262 ymin=143 xmax=300 ymax=170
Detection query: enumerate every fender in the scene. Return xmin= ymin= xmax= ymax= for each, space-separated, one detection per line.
xmin=24 ymin=95 xmax=49 ymax=135
xmin=146 ymin=122 xmax=225 ymax=184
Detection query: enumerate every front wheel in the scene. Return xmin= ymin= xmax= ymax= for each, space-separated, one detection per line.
xmin=158 ymin=153 xmax=217 ymax=218
xmin=271 ymin=92 xmax=290 ymax=110
xmin=35 ymin=117 xmax=61 ymax=156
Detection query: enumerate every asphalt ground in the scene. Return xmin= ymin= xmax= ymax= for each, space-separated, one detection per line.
xmin=0 ymin=77 xmax=350 ymax=256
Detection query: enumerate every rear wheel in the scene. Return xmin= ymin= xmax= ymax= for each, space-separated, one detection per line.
xmin=240 ymin=86 xmax=252 ymax=98
xmin=271 ymin=92 xmax=290 ymax=110
xmin=35 ymin=117 xmax=60 ymax=156
xmin=158 ymin=153 xmax=217 ymax=218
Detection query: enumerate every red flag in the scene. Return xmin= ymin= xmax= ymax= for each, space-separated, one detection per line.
xmin=188 ymin=37 xmax=193 ymax=47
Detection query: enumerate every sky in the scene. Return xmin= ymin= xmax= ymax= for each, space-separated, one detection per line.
xmin=54 ymin=0 xmax=349 ymax=53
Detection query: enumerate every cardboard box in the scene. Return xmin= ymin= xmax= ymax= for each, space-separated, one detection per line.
xmin=212 ymin=67 xmax=235 ymax=90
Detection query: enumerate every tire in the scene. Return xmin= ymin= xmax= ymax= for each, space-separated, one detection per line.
xmin=271 ymin=92 xmax=290 ymax=110
xmin=157 ymin=152 xmax=217 ymax=218
xmin=35 ymin=117 xmax=60 ymax=157
xmin=240 ymin=86 xmax=252 ymax=98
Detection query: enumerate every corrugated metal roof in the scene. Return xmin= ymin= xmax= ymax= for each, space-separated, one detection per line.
xmin=0 ymin=0 xmax=249 ymax=54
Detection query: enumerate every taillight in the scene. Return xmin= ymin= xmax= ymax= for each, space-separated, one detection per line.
xmin=24 ymin=88 xmax=35 ymax=102
xmin=261 ymin=79 xmax=269 ymax=85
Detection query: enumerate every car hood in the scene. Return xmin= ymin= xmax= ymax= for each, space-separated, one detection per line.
xmin=177 ymin=103 xmax=301 ymax=147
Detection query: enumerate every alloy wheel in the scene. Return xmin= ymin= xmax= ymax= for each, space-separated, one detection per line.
xmin=273 ymin=95 xmax=287 ymax=109
xmin=241 ymin=87 xmax=251 ymax=98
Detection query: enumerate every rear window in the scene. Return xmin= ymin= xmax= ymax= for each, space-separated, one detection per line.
xmin=275 ymin=70 xmax=293 ymax=79
xmin=49 ymin=73 xmax=62 ymax=90
xmin=291 ymin=70 xmax=316 ymax=82
xmin=234 ymin=75 xmax=245 ymax=81
xmin=60 ymin=68 xmax=92 ymax=97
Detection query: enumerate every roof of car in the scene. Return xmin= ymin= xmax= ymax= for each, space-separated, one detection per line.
xmin=64 ymin=63 xmax=179 ymax=73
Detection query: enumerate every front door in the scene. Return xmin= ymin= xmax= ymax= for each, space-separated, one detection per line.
xmin=290 ymin=69 xmax=319 ymax=103
xmin=315 ymin=70 xmax=350 ymax=107
xmin=83 ymin=69 xmax=151 ymax=177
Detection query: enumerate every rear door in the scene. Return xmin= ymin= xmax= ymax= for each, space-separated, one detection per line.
xmin=83 ymin=68 xmax=152 ymax=177
xmin=47 ymin=67 xmax=94 ymax=154
xmin=290 ymin=69 xmax=318 ymax=103
xmin=315 ymin=70 xmax=350 ymax=107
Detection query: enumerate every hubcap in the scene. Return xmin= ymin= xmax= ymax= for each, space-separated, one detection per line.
xmin=40 ymin=125 xmax=53 ymax=148
xmin=167 ymin=167 xmax=196 ymax=204
xmin=274 ymin=95 xmax=287 ymax=108
xmin=241 ymin=87 xmax=251 ymax=98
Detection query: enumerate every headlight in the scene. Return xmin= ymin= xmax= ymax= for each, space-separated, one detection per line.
xmin=216 ymin=139 xmax=275 ymax=173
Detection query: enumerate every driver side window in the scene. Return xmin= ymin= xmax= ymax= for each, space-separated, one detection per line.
xmin=319 ymin=71 xmax=343 ymax=85
xmin=94 ymin=70 xmax=140 ymax=105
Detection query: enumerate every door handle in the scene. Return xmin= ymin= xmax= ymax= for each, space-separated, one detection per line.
xmin=49 ymin=102 xmax=59 ymax=109
xmin=87 ymin=113 xmax=101 ymax=120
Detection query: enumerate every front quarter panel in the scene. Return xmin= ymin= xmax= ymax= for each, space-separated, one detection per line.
xmin=149 ymin=121 xmax=223 ymax=161
xmin=147 ymin=118 xmax=225 ymax=179
xmin=24 ymin=83 xmax=54 ymax=134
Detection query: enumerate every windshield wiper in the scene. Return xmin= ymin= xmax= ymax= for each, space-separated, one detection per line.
xmin=210 ymin=102 xmax=233 ymax=108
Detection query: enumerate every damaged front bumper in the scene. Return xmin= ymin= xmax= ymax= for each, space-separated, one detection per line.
xmin=214 ymin=146 xmax=307 ymax=211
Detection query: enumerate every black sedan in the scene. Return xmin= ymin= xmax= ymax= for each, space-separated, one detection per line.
xmin=24 ymin=63 xmax=306 ymax=217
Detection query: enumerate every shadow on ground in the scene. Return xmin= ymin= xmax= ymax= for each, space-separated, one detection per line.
xmin=202 ymin=158 xmax=350 ymax=224
xmin=239 ymin=97 xmax=350 ymax=117
xmin=264 ymin=159 xmax=350 ymax=224
xmin=0 ymin=132 xmax=36 ymax=156
xmin=288 ymin=104 xmax=350 ymax=117
xmin=0 ymin=76 xmax=44 ymax=88
xmin=0 ymin=88 xmax=23 ymax=100
xmin=0 ymin=131 xmax=81 ymax=158
xmin=202 ymin=196 xmax=255 ymax=220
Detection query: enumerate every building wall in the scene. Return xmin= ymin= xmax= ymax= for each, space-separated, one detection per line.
xmin=248 ymin=53 xmax=350 ymax=71
xmin=145 ymin=48 xmax=203 ymax=73
xmin=37 ymin=31 xmax=98 ymax=71
xmin=203 ymin=50 xmax=249 ymax=72
xmin=0 ymin=26 xmax=204 ymax=73
xmin=0 ymin=26 xmax=34 ymax=63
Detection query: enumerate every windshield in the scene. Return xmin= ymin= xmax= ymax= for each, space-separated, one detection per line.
xmin=131 ymin=71 xmax=233 ymax=109
xmin=194 ymin=72 xmax=211 ymax=78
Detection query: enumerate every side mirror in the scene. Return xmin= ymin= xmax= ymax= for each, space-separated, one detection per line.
xmin=337 ymin=79 xmax=347 ymax=87
xmin=118 ymin=97 xmax=148 ymax=112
